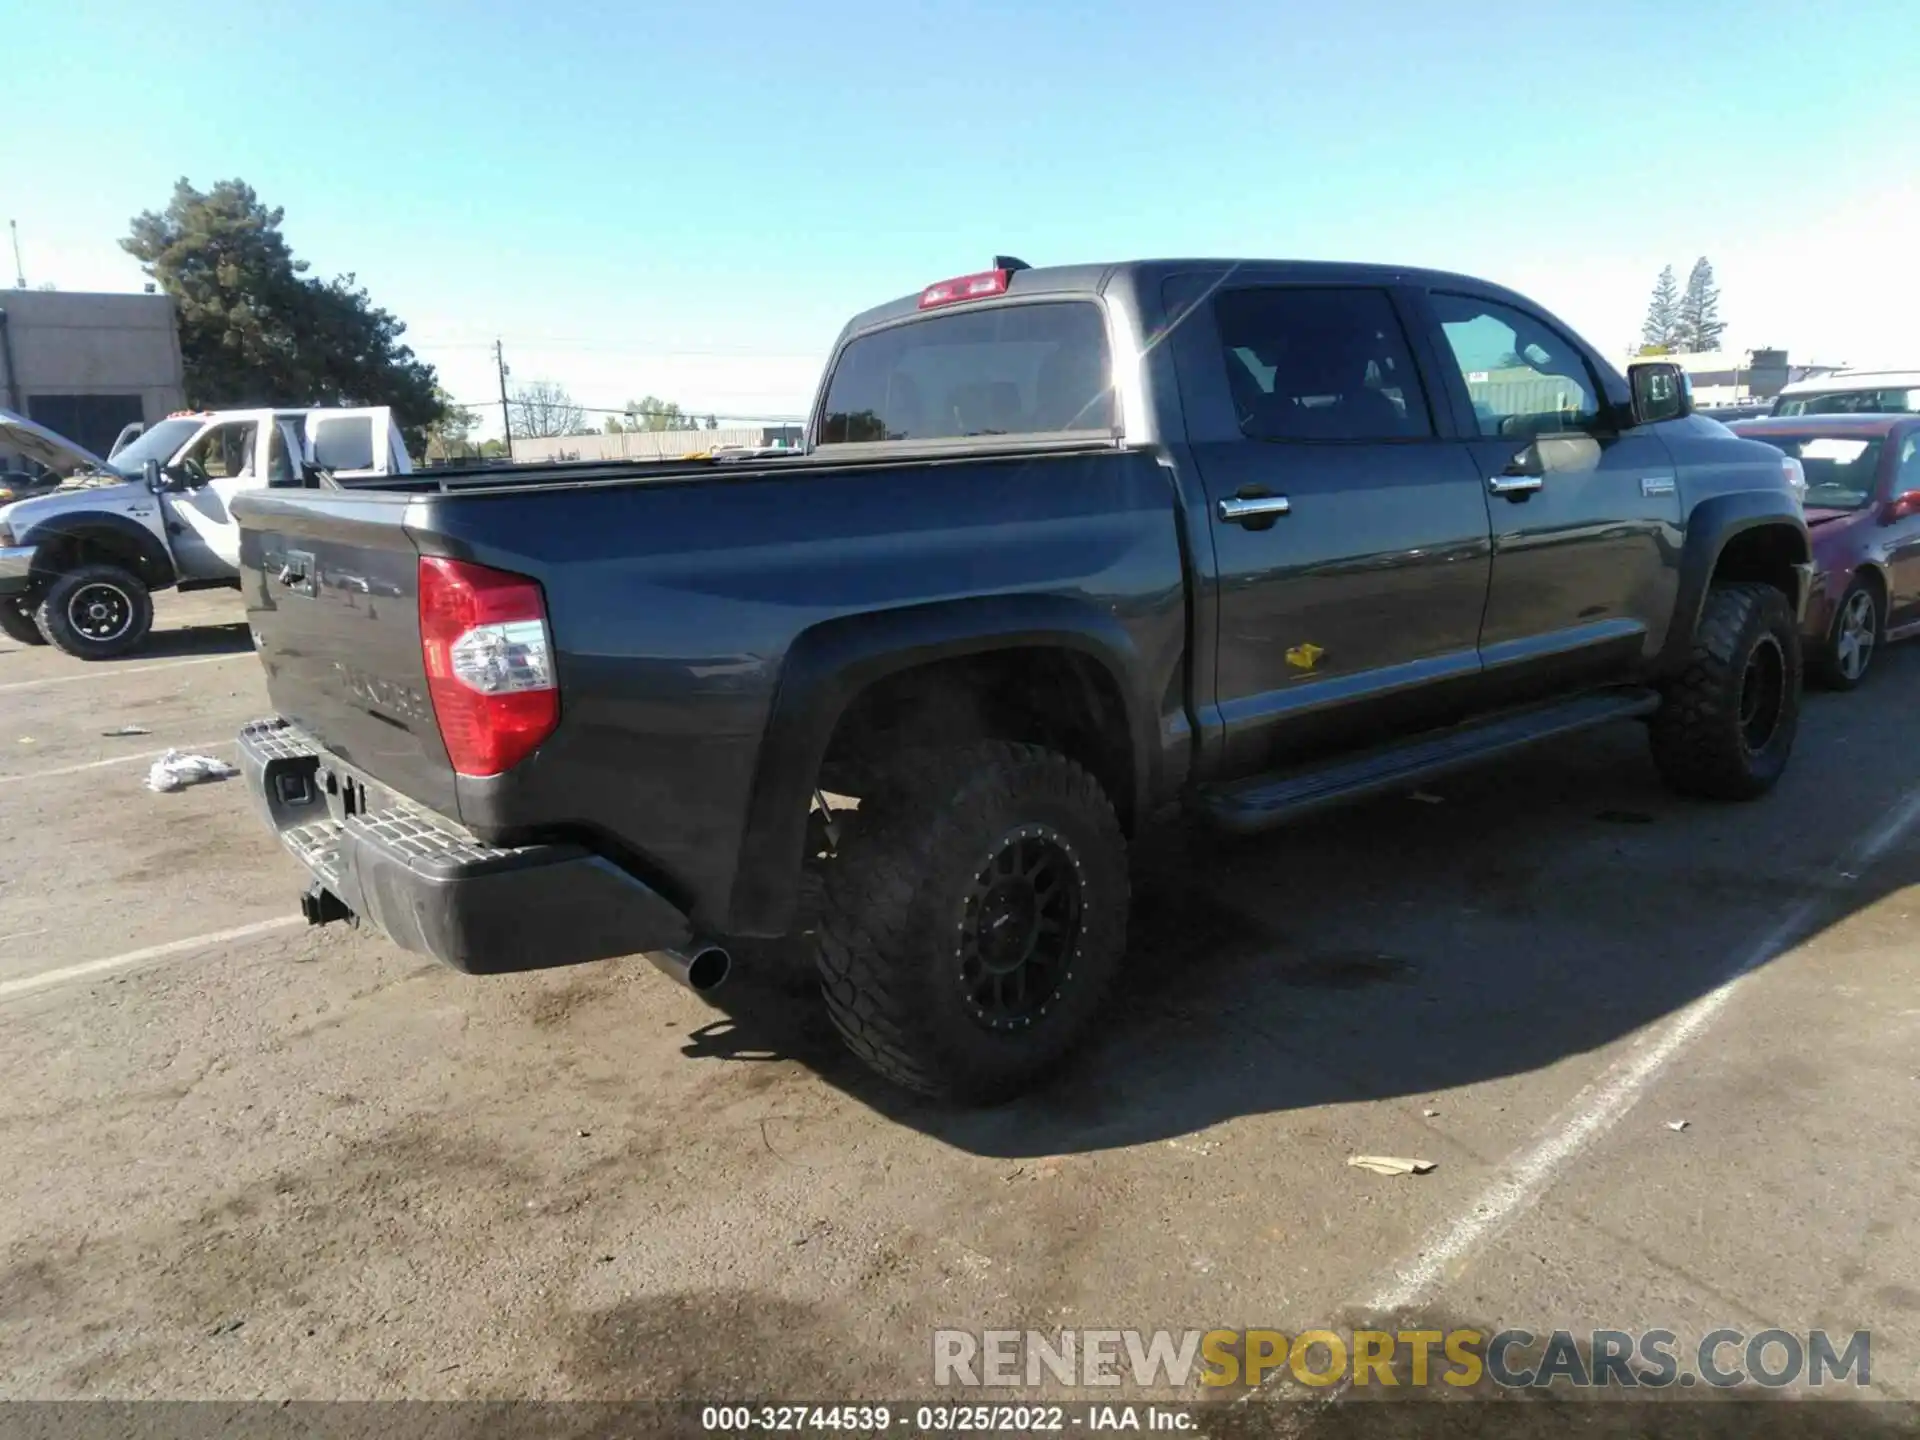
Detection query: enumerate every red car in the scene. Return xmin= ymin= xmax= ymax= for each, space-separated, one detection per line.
xmin=1731 ymin=415 xmax=1920 ymax=688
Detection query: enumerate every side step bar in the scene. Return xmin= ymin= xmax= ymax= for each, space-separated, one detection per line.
xmin=1190 ymin=688 xmax=1661 ymax=834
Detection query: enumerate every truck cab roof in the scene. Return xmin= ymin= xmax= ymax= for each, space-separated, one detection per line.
xmin=840 ymin=258 xmax=1560 ymax=338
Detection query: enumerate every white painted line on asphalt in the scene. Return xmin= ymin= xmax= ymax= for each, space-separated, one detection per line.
xmin=1364 ymin=782 xmax=1920 ymax=1316
xmin=0 ymin=651 xmax=250 ymax=694
xmin=0 ymin=739 xmax=234 ymax=785
xmin=0 ymin=916 xmax=301 ymax=1003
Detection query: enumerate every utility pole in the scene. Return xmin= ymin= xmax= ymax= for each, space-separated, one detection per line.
xmin=494 ymin=339 xmax=513 ymax=460
xmin=7 ymin=221 xmax=24 ymax=289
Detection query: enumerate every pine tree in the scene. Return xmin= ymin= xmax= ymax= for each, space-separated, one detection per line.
xmin=1640 ymin=265 xmax=1680 ymax=353
xmin=1675 ymin=257 xmax=1727 ymax=354
xmin=123 ymin=178 xmax=446 ymax=443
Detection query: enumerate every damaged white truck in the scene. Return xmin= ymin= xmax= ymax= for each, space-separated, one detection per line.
xmin=0 ymin=405 xmax=408 ymax=657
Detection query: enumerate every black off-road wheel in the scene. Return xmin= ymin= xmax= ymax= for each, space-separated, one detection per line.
xmin=0 ymin=596 xmax=45 ymax=646
xmin=1812 ymin=576 xmax=1882 ymax=691
xmin=33 ymin=564 xmax=154 ymax=660
xmin=813 ymin=742 xmax=1130 ymax=1104
xmin=1650 ymin=582 xmax=1801 ymax=801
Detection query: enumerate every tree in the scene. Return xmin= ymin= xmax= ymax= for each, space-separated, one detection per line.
xmin=1641 ymin=265 xmax=1681 ymax=353
xmin=424 ymin=385 xmax=478 ymax=459
xmin=122 ymin=179 xmax=446 ymax=443
xmin=1675 ymin=257 xmax=1726 ymax=354
xmin=624 ymin=396 xmax=688 ymax=432
xmin=704 ymin=414 xmax=719 ymax=431
xmin=508 ymin=380 xmax=584 ymax=439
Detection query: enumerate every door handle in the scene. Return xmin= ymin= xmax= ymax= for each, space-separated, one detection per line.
xmin=1218 ymin=495 xmax=1292 ymax=524
xmin=1487 ymin=475 xmax=1544 ymax=497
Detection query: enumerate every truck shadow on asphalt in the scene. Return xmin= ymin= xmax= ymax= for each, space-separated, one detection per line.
xmin=128 ymin=620 xmax=255 ymax=659
xmin=689 ymin=651 xmax=1920 ymax=1160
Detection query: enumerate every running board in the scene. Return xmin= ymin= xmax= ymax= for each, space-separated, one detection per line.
xmin=1190 ymin=688 xmax=1661 ymax=834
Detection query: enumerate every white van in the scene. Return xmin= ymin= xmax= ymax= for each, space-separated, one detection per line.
xmin=0 ymin=405 xmax=409 ymax=657
xmin=1772 ymin=370 xmax=1920 ymax=417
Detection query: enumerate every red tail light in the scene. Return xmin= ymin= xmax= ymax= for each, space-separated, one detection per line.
xmin=418 ymin=556 xmax=558 ymax=777
xmin=919 ymin=269 xmax=1010 ymax=309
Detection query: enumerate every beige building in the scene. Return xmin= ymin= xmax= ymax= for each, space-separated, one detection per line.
xmin=0 ymin=289 xmax=187 ymax=463
xmin=510 ymin=424 xmax=805 ymax=464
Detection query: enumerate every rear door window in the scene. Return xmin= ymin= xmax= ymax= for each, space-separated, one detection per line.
xmin=819 ymin=301 xmax=1114 ymax=444
xmin=1212 ymin=287 xmax=1434 ymax=441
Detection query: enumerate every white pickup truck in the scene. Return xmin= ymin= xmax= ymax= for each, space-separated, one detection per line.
xmin=0 ymin=405 xmax=409 ymax=657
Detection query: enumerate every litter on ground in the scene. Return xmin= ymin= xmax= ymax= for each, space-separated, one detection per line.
xmin=1348 ymin=1155 xmax=1435 ymax=1176
xmin=102 ymin=725 xmax=153 ymax=737
xmin=146 ymin=750 xmax=238 ymax=793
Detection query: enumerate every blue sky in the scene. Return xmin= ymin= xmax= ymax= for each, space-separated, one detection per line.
xmin=10 ymin=0 xmax=1918 ymax=433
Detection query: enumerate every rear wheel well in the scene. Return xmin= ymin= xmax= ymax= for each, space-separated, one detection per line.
xmin=818 ymin=647 xmax=1138 ymax=831
xmin=1710 ymin=524 xmax=1805 ymax=601
xmin=1849 ymin=564 xmax=1888 ymax=609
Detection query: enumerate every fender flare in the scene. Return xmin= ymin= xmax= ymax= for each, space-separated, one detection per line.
xmin=723 ymin=593 xmax=1160 ymax=937
xmin=23 ymin=510 xmax=176 ymax=590
xmin=1658 ymin=492 xmax=1810 ymax=674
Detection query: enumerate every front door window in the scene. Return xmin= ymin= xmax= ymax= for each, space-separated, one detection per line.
xmin=180 ymin=422 xmax=258 ymax=481
xmin=1430 ymin=294 xmax=1604 ymax=439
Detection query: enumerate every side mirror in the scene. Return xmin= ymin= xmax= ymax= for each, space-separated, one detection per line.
xmin=1882 ymin=490 xmax=1920 ymax=524
xmin=1628 ymin=362 xmax=1692 ymax=426
xmin=142 ymin=459 xmax=164 ymax=492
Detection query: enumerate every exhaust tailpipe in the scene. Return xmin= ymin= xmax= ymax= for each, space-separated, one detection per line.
xmin=648 ymin=942 xmax=731 ymax=995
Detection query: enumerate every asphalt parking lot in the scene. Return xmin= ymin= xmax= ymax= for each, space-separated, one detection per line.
xmin=1 ymin=588 xmax=1917 ymax=1423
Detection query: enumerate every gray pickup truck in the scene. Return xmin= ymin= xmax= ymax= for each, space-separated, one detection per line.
xmin=231 ymin=258 xmax=1811 ymax=1103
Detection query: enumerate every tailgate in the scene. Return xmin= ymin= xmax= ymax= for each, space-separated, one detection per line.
xmin=235 ymin=489 xmax=461 ymax=818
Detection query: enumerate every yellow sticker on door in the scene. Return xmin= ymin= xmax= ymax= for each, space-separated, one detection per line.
xmin=1286 ymin=642 xmax=1325 ymax=672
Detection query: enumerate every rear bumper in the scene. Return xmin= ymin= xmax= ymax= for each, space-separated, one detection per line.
xmin=238 ymin=717 xmax=692 ymax=974
xmin=0 ymin=545 xmax=35 ymax=596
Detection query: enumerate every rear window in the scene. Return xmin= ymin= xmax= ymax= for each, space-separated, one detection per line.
xmin=1775 ymin=388 xmax=1920 ymax=416
xmin=312 ymin=416 xmax=375 ymax=471
xmin=1746 ymin=434 xmax=1884 ymax=509
xmin=818 ymin=301 xmax=1115 ymax=445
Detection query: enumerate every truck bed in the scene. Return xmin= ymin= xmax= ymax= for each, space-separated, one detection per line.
xmin=231 ymin=441 xmax=1189 ymax=939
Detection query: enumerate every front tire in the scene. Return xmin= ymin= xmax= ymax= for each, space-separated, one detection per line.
xmin=1650 ymin=581 xmax=1800 ymax=801
xmin=33 ymin=565 xmax=154 ymax=660
xmin=0 ymin=596 xmax=46 ymax=646
xmin=813 ymin=742 xmax=1130 ymax=1104
xmin=1812 ymin=578 xmax=1881 ymax=691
